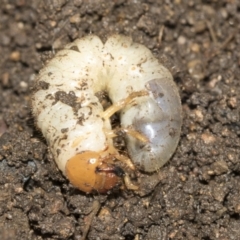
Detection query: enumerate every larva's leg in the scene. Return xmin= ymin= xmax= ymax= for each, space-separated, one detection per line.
xmin=123 ymin=174 xmax=139 ymax=190
xmin=104 ymin=129 xmax=118 ymax=138
xmin=115 ymin=155 xmax=139 ymax=190
xmin=120 ymin=128 xmax=149 ymax=143
xmin=105 ymin=127 xmax=149 ymax=144
xmin=116 ymin=154 xmax=135 ymax=170
xmin=101 ymin=90 xmax=148 ymax=120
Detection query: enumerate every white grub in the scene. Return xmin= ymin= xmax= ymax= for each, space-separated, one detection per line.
xmin=32 ymin=35 xmax=182 ymax=192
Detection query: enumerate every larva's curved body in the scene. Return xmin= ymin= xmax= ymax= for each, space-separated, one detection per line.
xmin=32 ymin=35 xmax=182 ymax=193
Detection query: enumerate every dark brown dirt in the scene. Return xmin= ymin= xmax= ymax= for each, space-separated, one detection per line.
xmin=0 ymin=1 xmax=240 ymax=239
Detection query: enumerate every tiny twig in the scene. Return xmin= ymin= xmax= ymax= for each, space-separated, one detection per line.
xmin=206 ymin=20 xmax=218 ymax=44
xmin=81 ymin=200 xmax=101 ymax=240
xmin=157 ymin=25 xmax=165 ymax=46
xmin=219 ymin=29 xmax=238 ymax=50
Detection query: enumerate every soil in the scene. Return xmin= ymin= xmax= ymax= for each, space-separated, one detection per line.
xmin=0 ymin=0 xmax=240 ymax=240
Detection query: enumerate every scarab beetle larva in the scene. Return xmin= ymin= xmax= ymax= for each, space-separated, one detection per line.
xmin=32 ymin=35 xmax=182 ymax=193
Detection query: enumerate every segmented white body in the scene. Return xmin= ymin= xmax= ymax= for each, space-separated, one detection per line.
xmin=32 ymin=35 xmax=182 ymax=175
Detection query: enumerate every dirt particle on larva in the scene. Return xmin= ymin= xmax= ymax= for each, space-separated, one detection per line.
xmin=61 ymin=128 xmax=69 ymax=133
xmin=38 ymin=81 xmax=50 ymax=90
xmin=70 ymin=45 xmax=80 ymax=52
